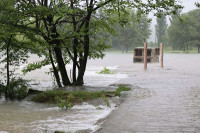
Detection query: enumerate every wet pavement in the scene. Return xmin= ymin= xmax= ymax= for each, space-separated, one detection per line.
xmin=97 ymin=54 xmax=200 ymax=133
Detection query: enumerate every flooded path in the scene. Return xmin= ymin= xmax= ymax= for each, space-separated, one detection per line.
xmin=1 ymin=53 xmax=200 ymax=132
xmin=97 ymin=54 xmax=200 ymax=133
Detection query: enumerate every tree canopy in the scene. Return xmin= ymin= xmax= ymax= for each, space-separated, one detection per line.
xmin=167 ymin=9 xmax=200 ymax=52
xmin=0 ymin=0 xmax=183 ymax=96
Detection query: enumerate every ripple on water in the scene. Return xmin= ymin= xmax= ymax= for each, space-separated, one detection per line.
xmin=0 ymin=100 xmax=115 ymax=133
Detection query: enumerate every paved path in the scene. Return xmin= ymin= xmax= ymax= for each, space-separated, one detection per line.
xmin=97 ymin=54 xmax=200 ymax=133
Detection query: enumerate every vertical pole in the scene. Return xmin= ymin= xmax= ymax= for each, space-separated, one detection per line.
xmin=144 ymin=42 xmax=147 ymax=70
xmin=160 ymin=43 xmax=163 ymax=68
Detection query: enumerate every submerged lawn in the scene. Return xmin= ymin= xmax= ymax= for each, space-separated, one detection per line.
xmin=32 ymin=85 xmax=131 ymax=104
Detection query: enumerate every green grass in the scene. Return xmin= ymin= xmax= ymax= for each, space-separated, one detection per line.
xmin=115 ymin=85 xmax=131 ymax=96
xmin=164 ymin=47 xmax=199 ymax=54
xmin=32 ymin=85 xmax=131 ymax=104
xmin=32 ymin=90 xmax=108 ymax=104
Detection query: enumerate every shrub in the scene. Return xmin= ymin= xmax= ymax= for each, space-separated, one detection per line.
xmin=97 ymin=67 xmax=115 ymax=74
xmin=4 ymin=78 xmax=29 ymax=100
xmin=55 ymin=93 xmax=74 ymax=109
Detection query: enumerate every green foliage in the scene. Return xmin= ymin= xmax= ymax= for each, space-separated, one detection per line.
xmin=97 ymin=67 xmax=115 ymax=74
xmin=195 ymin=2 xmax=200 ymax=7
xmin=32 ymin=90 xmax=109 ymax=104
xmin=111 ymin=10 xmax=151 ymax=52
xmin=3 ymin=78 xmax=29 ymax=100
xmin=55 ymin=94 xmax=74 ymax=109
xmin=22 ymin=59 xmax=50 ymax=74
xmin=115 ymin=85 xmax=131 ymax=96
xmin=0 ymin=0 xmax=183 ymax=87
xmin=32 ymin=85 xmax=131 ymax=109
xmin=167 ymin=9 xmax=200 ymax=51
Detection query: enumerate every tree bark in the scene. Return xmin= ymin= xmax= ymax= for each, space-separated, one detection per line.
xmin=72 ymin=39 xmax=78 ymax=83
xmin=70 ymin=0 xmax=78 ymax=84
xmin=5 ymin=39 xmax=11 ymax=99
xmin=49 ymin=49 xmax=62 ymax=87
xmin=6 ymin=43 xmax=10 ymax=87
xmin=75 ymin=13 xmax=91 ymax=85
xmin=54 ymin=46 xmax=71 ymax=86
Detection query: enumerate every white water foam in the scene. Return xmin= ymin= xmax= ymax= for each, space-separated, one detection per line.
xmin=29 ymin=102 xmax=115 ymax=133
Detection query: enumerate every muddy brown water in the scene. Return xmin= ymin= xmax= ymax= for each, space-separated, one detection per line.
xmin=1 ymin=53 xmax=200 ymax=132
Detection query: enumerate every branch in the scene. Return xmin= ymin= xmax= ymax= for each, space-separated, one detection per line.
xmin=93 ymin=0 xmax=113 ymax=11
xmin=55 ymin=17 xmax=63 ymax=25
xmin=77 ymin=0 xmax=113 ymax=32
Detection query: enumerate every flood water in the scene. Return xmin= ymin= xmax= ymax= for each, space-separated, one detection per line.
xmin=1 ymin=53 xmax=200 ymax=132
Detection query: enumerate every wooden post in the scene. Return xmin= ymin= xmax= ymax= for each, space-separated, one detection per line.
xmin=160 ymin=43 xmax=163 ymax=68
xmin=144 ymin=42 xmax=147 ymax=70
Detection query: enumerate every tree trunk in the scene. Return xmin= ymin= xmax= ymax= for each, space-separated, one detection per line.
xmin=5 ymin=40 xmax=10 ymax=99
xmin=6 ymin=43 xmax=10 ymax=87
xmin=70 ymin=1 xmax=78 ymax=84
xmin=72 ymin=39 xmax=78 ymax=83
xmin=75 ymin=15 xmax=91 ymax=85
xmin=198 ymin=45 xmax=200 ymax=53
xmin=54 ymin=46 xmax=71 ymax=86
xmin=49 ymin=49 xmax=62 ymax=87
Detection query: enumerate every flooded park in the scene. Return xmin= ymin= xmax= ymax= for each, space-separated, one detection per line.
xmin=1 ymin=53 xmax=200 ymax=132
xmin=1 ymin=0 xmax=200 ymax=132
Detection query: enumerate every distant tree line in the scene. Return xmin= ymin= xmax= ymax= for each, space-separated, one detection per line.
xmin=167 ymin=9 xmax=200 ymax=52
xmin=111 ymin=10 xmax=151 ymax=53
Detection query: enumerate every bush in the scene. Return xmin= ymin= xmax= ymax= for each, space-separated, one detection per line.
xmin=97 ymin=67 xmax=115 ymax=74
xmin=4 ymin=78 xmax=29 ymax=100
xmin=55 ymin=93 xmax=74 ymax=109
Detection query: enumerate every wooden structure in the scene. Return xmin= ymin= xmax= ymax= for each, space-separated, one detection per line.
xmin=133 ymin=47 xmax=160 ymax=63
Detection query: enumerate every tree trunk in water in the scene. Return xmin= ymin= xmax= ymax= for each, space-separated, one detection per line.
xmin=54 ymin=46 xmax=71 ymax=86
xmin=49 ymin=49 xmax=62 ymax=87
xmin=5 ymin=41 xmax=10 ymax=99
xmin=75 ymin=15 xmax=91 ymax=85
xmin=70 ymin=0 xmax=78 ymax=84
xmin=72 ymin=39 xmax=78 ymax=83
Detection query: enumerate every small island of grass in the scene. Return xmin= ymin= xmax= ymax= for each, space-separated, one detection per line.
xmin=31 ymin=85 xmax=131 ymax=109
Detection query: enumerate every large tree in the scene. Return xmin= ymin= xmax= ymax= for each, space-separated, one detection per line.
xmin=167 ymin=9 xmax=200 ymax=52
xmin=0 ymin=0 xmax=40 ymax=98
xmin=1 ymin=0 xmax=182 ymax=87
